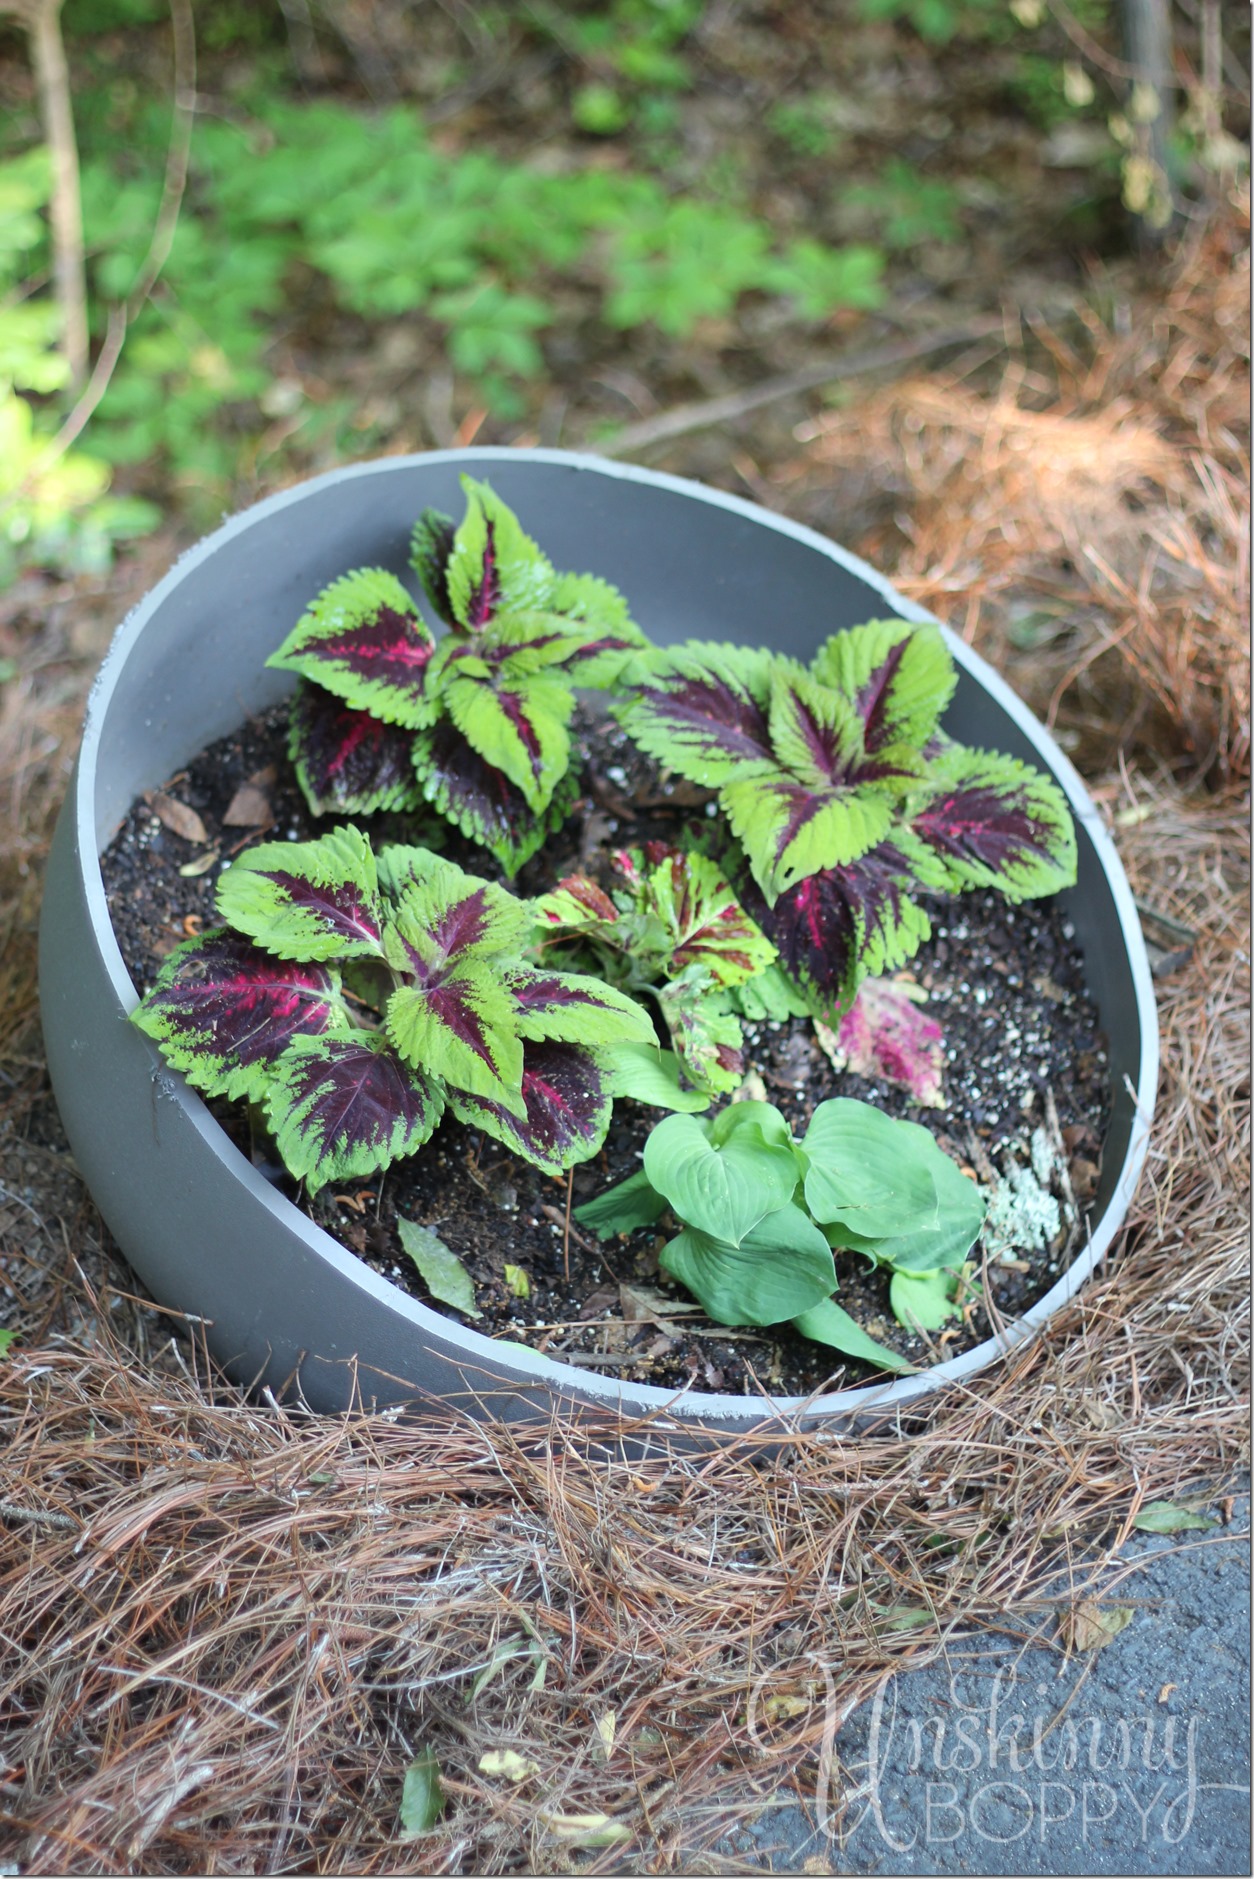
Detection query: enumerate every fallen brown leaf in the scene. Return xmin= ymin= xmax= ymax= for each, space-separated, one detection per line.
xmin=222 ymin=785 xmax=273 ymax=828
xmin=1061 ymin=1601 xmax=1135 ymax=1653
xmin=146 ymin=790 xmax=209 ymax=845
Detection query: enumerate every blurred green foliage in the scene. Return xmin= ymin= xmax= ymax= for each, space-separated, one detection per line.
xmin=0 ymin=0 xmax=1211 ymax=583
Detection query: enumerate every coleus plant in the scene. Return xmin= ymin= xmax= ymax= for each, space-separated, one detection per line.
xmin=130 ymin=826 xmax=664 ymax=1192
xmin=532 ymin=841 xmax=777 ymax=1098
xmin=613 ymin=620 xmax=1077 ymax=1015
xmin=576 ymin=1096 xmax=987 ymax=1369
xmin=268 ymin=478 xmax=649 ymax=874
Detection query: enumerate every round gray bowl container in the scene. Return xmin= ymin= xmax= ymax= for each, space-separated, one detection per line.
xmin=39 ymin=450 xmax=1158 ymax=1436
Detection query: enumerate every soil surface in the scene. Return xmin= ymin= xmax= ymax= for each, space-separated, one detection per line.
xmin=101 ymin=700 xmax=1108 ymax=1396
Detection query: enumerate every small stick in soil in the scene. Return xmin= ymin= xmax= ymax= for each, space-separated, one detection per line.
xmin=563 ymin=1169 xmax=574 ymax=1282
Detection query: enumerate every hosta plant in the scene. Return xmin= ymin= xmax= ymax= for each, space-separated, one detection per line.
xmin=576 ymin=1095 xmax=987 ymax=1367
xmin=130 ymin=825 xmax=661 ymax=1191
xmin=613 ymin=621 xmax=1077 ymax=1015
xmin=268 ymin=477 xmax=649 ymax=874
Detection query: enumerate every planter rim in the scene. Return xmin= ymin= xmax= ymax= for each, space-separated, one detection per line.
xmin=68 ymin=448 xmax=1159 ymax=1425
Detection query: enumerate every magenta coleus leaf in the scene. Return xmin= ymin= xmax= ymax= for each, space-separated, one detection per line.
xmin=378 ymin=849 xmax=532 ymax=966
xmin=449 ymin=1039 xmax=612 ymax=1176
xmin=905 ymin=745 xmax=1078 ymax=900
xmin=825 ymin=976 xmax=945 ymax=1108
xmin=810 ymin=619 xmax=955 ymax=755
xmin=742 ymin=842 xmax=935 ymax=1018
xmin=612 ymin=642 xmax=776 ymax=787
xmin=217 ymin=824 xmax=386 ymax=963
xmin=288 ymin=683 xmax=423 ymax=817
xmin=267 ymin=569 xmax=437 ymax=729
xmin=265 ymin=1031 xmax=444 ymax=1194
xmin=130 ymin=928 xmax=348 ymax=1103
xmin=411 ymin=715 xmax=581 ymax=875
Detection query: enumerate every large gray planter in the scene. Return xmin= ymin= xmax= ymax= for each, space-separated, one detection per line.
xmin=40 ymin=450 xmax=1158 ymax=1434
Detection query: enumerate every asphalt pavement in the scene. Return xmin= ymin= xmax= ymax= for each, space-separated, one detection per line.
xmin=716 ymin=1495 xmax=1250 ymax=1877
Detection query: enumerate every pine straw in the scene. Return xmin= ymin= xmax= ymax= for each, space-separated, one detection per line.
xmin=781 ymin=183 xmax=1251 ymax=786
xmin=0 ymin=774 xmax=1246 ymax=1875
xmin=0 ymin=204 xmax=1249 ymax=1877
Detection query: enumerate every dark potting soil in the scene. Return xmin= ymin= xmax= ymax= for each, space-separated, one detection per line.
xmin=100 ymin=700 xmax=1109 ymax=1396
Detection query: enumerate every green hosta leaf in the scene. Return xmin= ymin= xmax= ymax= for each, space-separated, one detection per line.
xmin=612 ymin=642 xmax=776 ymax=788
xmin=574 ymin=1168 xmax=669 ymax=1240
xmin=644 ymin=1104 xmax=796 ymax=1244
xmin=445 ymin=475 xmax=557 ymax=629
xmin=905 ymin=745 xmax=1078 ymax=901
xmin=801 ymin=1098 xmax=941 ymax=1238
xmin=791 ymin=1296 xmax=915 ymax=1371
xmin=657 ymin=968 xmax=745 ymax=1096
xmin=889 ymin=1267 xmax=961 ymax=1333
xmin=267 ymin=568 xmax=436 ymax=728
xmin=266 ymin=1032 xmax=443 ymax=1194
xmin=398 ymin=1218 xmax=481 ymax=1318
xmin=660 ymin=1204 xmax=835 ymax=1325
xmin=824 ymin=1135 xmax=985 ymax=1274
xmin=505 ymin=966 xmax=655 ymax=1047
xmin=600 ymin=1042 xmax=712 ymax=1112
xmin=810 ymin=619 xmax=956 ymax=755
xmin=398 ymin=1748 xmax=446 ymax=1837
xmin=216 ymin=824 xmax=386 ymax=962
xmin=442 ymin=669 xmax=572 ymax=814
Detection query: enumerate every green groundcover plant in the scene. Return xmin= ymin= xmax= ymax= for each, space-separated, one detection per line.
xmin=576 ymin=1096 xmax=988 ymax=1367
xmin=130 ymin=477 xmax=1079 ymax=1369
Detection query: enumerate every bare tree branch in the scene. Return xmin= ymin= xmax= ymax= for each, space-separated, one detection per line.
xmin=8 ymin=0 xmax=89 ymax=390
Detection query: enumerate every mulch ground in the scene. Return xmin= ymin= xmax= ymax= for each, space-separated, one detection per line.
xmin=0 ymin=186 xmax=1246 ymax=1875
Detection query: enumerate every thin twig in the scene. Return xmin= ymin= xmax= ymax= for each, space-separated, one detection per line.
xmin=594 ymin=317 xmax=1010 ymax=457
xmin=44 ymin=0 xmax=196 ymax=463
xmin=563 ymin=1168 xmax=574 ymax=1283
xmin=13 ymin=0 xmax=88 ymax=388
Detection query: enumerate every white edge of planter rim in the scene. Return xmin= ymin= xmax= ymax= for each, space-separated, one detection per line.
xmin=68 ymin=447 xmax=1159 ymax=1429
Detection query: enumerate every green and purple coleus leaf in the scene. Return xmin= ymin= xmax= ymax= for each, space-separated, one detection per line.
xmin=618 ymin=844 xmax=777 ymax=989
xmin=739 ymin=841 xmax=935 ymax=1019
xmin=410 ymin=478 xmax=646 ymax=687
xmin=265 ymin=1031 xmax=444 ymax=1194
xmin=658 ymin=965 xmax=745 ymax=1097
xmin=809 ymin=618 xmax=955 ymax=754
xmin=411 ymin=715 xmax=581 ymax=876
xmin=532 ymin=845 xmax=775 ymax=996
xmin=902 ymin=744 xmax=1078 ymax=901
xmin=267 ymin=568 xmax=438 ymax=729
xmin=216 ymin=823 xmax=387 ymax=963
xmin=449 ymin=1039 xmax=613 ymax=1176
xmin=288 ymin=683 xmax=423 ymax=817
xmin=614 ymin=644 xmax=924 ymax=905
xmin=130 ymin=928 xmax=350 ymax=1103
